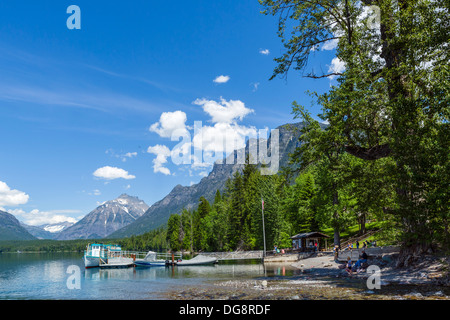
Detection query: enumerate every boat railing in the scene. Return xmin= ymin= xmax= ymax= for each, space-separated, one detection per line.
xmin=84 ymin=248 xmax=182 ymax=262
xmin=156 ymin=252 xmax=182 ymax=261
xmin=107 ymin=251 xmax=182 ymax=261
xmin=84 ymin=249 xmax=108 ymax=260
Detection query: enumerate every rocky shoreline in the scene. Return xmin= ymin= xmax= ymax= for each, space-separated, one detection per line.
xmin=159 ymin=251 xmax=449 ymax=300
xmin=291 ymin=250 xmax=449 ymax=287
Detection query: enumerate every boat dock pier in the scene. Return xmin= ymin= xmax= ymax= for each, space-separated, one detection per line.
xmin=98 ymin=251 xmax=183 ymax=268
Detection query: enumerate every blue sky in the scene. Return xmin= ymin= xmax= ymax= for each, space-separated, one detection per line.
xmin=0 ymin=1 xmax=338 ymax=226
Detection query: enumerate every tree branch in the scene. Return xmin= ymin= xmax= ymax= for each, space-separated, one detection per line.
xmin=305 ymin=72 xmax=342 ymax=79
xmin=344 ymin=144 xmax=391 ymax=160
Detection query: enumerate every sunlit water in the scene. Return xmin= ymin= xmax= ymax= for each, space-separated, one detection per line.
xmin=1 ymin=252 xmax=448 ymax=300
xmin=0 ymin=252 xmax=298 ymax=300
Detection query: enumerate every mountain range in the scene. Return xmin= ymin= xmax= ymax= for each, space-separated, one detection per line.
xmin=22 ymin=221 xmax=75 ymax=240
xmin=55 ymin=194 xmax=149 ymax=240
xmin=2 ymin=194 xmax=148 ymax=241
xmin=0 ymin=122 xmax=320 ymax=241
xmin=0 ymin=210 xmax=36 ymax=240
xmin=110 ymin=122 xmax=314 ymax=238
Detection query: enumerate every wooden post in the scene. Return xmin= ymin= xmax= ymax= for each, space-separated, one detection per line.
xmin=261 ymin=198 xmax=266 ymax=259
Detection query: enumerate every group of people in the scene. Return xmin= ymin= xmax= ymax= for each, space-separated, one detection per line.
xmin=309 ymin=241 xmax=319 ymax=252
xmin=347 ymin=240 xmax=377 ymax=250
xmin=345 ymin=250 xmax=368 ymax=275
xmin=273 ymin=245 xmax=286 ymax=254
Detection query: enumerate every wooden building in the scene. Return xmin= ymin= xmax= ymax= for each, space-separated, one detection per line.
xmin=291 ymin=231 xmax=330 ymax=252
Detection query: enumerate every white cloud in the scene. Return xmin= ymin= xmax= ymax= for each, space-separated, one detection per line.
xmin=251 ymin=82 xmax=260 ymax=92
xmin=105 ymin=149 xmax=138 ymax=162
xmin=322 ymin=38 xmax=339 ymax=51
xmin=193 ymin=97 xmax=254 ymax=124
xmin=259 ymin=49 xmax=270 ymax=55
xmin=0 ymin=181 xmax=29 ymax=207
xmin=123 ymin=152 xmax=137 ymax=161
xmin=124 ymin=152 xmax=137 ymax=157
xmin=213 ymin=75 xmax=230 ymax=84
xmin=93 ymin=166 xmax=136 ymax=180
xmin=147 ymin=97 xmax=257 ymax=176
xmin=147 ymin=144 xmax=172 ymax=175
xmin=192 ymin=122 xmax=257 ymax=154
xmin=328 ymin=57 xmax=346 ymax=79
xmin=8 ymin=208 xmax=79 ymax=226
xmin=0 ymin=83 xmax=165 ymax=115
xmin=149 ymin=110 xmax=189 ymax=138
xmin=88 ymin=189 xmax=101 ymax=196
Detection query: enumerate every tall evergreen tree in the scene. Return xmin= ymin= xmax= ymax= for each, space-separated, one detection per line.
xmin=260 ymin=0 xmax=449 ymax=259
xmin=228 ymin=171 xmax=245 ymax=249
xmin=167 ymin=214 xmax=182 ymax=252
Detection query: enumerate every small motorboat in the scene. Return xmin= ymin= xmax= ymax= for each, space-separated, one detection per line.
xmin=133 ymin=251 xmax=168 ymax=267
xmin=175 ymin=254 xmax=217 ymax=266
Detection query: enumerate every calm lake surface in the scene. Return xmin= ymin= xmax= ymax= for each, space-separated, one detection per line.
xmin=0 ymin=252 xmax=298 ymax=300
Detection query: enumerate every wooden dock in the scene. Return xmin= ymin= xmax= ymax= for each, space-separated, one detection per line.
xmin=99 ymin=256 xmax=135 ymax=268
xmin=200 ymin=250 xmax=264 ymax=261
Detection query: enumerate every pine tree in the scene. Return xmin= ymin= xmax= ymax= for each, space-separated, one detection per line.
xmin=214 ymin=189 xmax=222 ymax=205
xmin=167 ymin=214 xmax=181 ymax=252
xmin=228 ymin=171 xmax=245 ymax=249
xmin=260 ymin=0 xmax=449 ymax=258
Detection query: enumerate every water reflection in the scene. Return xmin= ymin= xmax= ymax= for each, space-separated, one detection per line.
xmin=1 ymin=253 xmax=449 ymax=299
xmin=84 ymin=263 xmax=276 ymax=281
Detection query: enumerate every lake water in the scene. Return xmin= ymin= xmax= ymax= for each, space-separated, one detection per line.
xmin=0 ymin=252 xmax=298 ymax=300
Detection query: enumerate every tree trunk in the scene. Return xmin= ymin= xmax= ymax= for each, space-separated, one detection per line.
xmin=359 ymin=213 xmax=366 ymax=236
xmin=396 ymin=242 xmax=432 ymax=268
xmin=332 ymin=186 xmax=341 ymax=248
xmin=334 ymin=227 xmax=341 ymax=249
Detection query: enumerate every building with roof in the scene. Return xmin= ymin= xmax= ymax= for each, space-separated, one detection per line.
xmin=291 ymin=231 xmax=330 ymax=251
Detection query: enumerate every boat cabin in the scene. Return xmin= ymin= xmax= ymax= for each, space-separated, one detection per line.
xmin=85 ymin=243 xmax=121 ymax=259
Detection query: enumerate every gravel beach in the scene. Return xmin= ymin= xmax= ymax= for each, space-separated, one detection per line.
xmin=159 ymin=253 xmax=449 ymax=300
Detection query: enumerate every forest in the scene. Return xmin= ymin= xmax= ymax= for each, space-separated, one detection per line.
xmin=160 ymin=0 xmax=450 ymax=265
xmin=1 ymin=1 xmax=447 ymax=264
xmin=163 ymin=156 xmax=395 ymax=254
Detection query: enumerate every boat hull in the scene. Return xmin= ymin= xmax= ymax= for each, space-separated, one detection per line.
xmin=176 ymin=255 xmax=217 ymax=266
xmin=134 ymin=260 xmax=167 ymax=267
xmin=84 ymin=256 xmax=100 ymax=268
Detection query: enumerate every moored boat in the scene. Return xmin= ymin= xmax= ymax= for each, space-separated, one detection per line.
xmin=83 ymin=243 xmax=129 ymax=268
xmin=83 ymin=243 xmax=107 ymax=268
xmin=133 ymin=251 xmax=168 ymax=267
xmin=175 ymin=254 xmax=217 ymax=266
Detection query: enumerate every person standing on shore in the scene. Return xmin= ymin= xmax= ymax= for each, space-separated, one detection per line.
xmin=334 ymin=245 xmax=340 ymax=261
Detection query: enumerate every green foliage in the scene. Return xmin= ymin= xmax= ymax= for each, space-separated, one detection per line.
xmin=162 ymin=158 xmax=385 ymax=252
xmin=260 ymin=0 xmax=449 ymax=255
